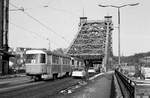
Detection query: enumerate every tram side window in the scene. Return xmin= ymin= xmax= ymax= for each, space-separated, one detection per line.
xmin=63 ymin=58 xmax=70 ymax=65
xmin=39 ymin=54 xmax=46 ymax=63
xmin=72 ymin=60 xmax=74 ymax=65
xmin=77 ymin=61 xmax=79 ymax=66
xmin=67 ymin=59 xmax=70 ymax=65
xmin=62 ymin=58 xmax=66 ymax=64
xmin=52 ymin=55 xmax=59 ymax=64
xmin=47 ymin=55 xmax=51 ymax=64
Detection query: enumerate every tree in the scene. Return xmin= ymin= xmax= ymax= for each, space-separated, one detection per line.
xmin=53 ymin=48 xmax=66 ymax=54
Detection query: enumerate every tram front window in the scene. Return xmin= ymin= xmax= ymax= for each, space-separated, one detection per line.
xmin=26 ymin=54 xmax=46 ymax=64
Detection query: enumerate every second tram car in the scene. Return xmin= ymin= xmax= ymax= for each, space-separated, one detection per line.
xmin=25 ymin=50 xmax=72 ymax=81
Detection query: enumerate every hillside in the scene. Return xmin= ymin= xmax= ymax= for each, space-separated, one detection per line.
xmin=113 ymin=51 xmax=150 ymax=64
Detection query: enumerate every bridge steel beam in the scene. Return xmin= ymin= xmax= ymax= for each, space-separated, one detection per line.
xmin=67 ymin=16 xmax=113 ymax=71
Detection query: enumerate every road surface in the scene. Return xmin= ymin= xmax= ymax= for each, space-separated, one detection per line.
xmin=54 ymin=72 xmax=113 ymax=98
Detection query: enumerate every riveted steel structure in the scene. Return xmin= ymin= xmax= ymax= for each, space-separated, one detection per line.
xmin=67 ymin=16 xmax=113 ymax=71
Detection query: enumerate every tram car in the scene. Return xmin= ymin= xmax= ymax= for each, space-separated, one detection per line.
xmin=70 ymin=57 xmax=85 ymax=70
xmin=25 ymin=49 xmax=72 ymax=81
xmin=70 ymin=57 xmax=86 ymax=78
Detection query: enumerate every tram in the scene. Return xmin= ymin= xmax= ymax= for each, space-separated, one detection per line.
xmin=25 ymin=49 xmax=72 ymax=81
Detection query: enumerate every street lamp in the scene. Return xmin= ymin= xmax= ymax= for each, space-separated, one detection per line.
xmin=98 ymin=3 xmax=139 ymax=65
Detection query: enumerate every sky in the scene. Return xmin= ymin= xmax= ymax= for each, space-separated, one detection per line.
xmin=9 ymin=0 xmax=150 ymax=56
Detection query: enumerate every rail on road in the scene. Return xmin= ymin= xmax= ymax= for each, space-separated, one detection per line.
xmin=115 ymin=70 xmax=136 ymax=98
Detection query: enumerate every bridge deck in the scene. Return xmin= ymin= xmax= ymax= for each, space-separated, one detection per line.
xmin=58 ymin=72 xmax=113 ymax=98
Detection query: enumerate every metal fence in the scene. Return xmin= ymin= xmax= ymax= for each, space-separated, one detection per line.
xmin=115 ymin=70 xmax=136 ymax=98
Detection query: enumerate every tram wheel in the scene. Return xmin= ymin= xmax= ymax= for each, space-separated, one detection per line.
xmin=34 ymin=75 xmax=41 ymax=81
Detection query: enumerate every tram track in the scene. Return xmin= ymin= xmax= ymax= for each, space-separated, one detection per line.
xmin=0 ymin=71 xmax=100 ymax=98
xmin=0 ymin=77 xmax=83 ymax=98
xmin=0 ymin=79 xmax=33 ymax=89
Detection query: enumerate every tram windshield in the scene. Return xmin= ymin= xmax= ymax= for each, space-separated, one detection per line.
xmin=26 ymin=54 xmax=46 ymax=64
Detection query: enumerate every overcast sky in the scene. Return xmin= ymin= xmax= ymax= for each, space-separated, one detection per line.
xmin=9 ymin=0 xmax=150 ymax=56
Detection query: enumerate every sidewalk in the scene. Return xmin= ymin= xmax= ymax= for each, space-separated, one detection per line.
xmin=0 ymin=73 xmax=26 ymax=80
xmin=56 ymin=71 xmax=114 ymax=98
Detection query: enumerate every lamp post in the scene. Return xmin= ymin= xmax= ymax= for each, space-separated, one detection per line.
xmin=98 ymin=3 xmax=139 ymax=65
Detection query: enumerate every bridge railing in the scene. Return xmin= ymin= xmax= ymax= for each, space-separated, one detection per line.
xmin=115 ymin=70 xmax=136 ymax=98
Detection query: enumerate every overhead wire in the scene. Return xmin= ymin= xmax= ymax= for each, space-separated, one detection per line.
xmin=9 ymin=2 xmax=70 ymax=44
xmin=46 ymin=6 xmax=80 ymax=17
xmin=10 ymin=22 xmax=45 ymax=40
xmin=10 ymin=22 xmax=62 ymax=48
xmin=10 ymin=2 xmax=79 ymax=17
xmin=9 ymin=22 xmax=39 ymax=47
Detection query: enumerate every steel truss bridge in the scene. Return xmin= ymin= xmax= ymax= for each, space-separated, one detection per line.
xmin=67 ymin=16 xmax=113 ymax=71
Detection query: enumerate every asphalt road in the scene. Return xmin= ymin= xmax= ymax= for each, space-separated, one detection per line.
xmin=0 ymin=76 xmax=83 ymax=98
xmin=53 ymin=72 xmax=113 ymax=98
xmin=0 ymin=72 xmax=106 ymax=98
xmin=0 ymin=76 xmax=32 ymax=89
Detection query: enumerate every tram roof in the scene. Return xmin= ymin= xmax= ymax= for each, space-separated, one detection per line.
xmin=45 ymin=50 xmax=70 ymax=58
xmin=26 ymin=49 xmax=70 ymax=58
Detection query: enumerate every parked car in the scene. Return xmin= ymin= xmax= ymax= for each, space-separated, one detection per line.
xmin=88 ymin=67 xmax=96 ymax=73
xmin=128 ymin=72 xmax=135 ymax=77
xmin=141 ymin=67 xmax=150 ymax=79
xmin=72 ymin=68 xmax=86 ymax=78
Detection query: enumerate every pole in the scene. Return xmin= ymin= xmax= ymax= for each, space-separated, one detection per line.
xmin=47 ymin=38 xmax=50 ymax=50
xmin=2 ymin=0 xmax=9 ymax=74
xmin=4 ymin=0 xmax=9 ymax=51
xmin=0 ymin=0 xmax=4 ymax=75
xmin=0 ymin=1 xmax=4 ymax=49
xmin=118 ymin=8 xmax=121 ymax=65
xmin=104 ymin=21 xmax=109 ymax=72
xmin=103 ymin=16 xmax=111 ymax=72
xmin=98 ymin=3 xmax=139 ymax=66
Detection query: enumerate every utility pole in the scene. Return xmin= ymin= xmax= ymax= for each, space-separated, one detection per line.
xmin=0 ymin=0 xmax=9 ymax=75
xmin=4 ymin=0 xmax=9 ymax=51
xmin=3 ymin=0 xmax=9 ymax=75
xmin=0 ymin=0 xmax=4 ymax=74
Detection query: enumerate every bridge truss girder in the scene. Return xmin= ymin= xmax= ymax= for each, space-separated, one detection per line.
xmin=67 ymin=16 xmax=113 ymax=71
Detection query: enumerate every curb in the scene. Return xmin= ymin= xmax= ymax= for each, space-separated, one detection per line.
xmin=0 ymin=74 xmax=26 ymax=79
xmin=89 ymin=73 xmax=104 ymax=80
